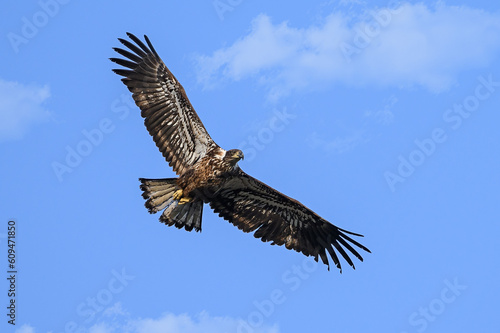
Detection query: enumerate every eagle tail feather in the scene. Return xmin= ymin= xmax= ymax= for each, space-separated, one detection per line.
xmin=161 ymin=200 xmax=203 ymax=232
xmin=139 ymin=178 xmax=203 ymax=232
xmin=139 ymin=178 xmax=178 ymax=213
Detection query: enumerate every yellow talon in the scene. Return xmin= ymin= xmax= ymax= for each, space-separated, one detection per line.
xmin=179 ymin=196 xmax=192 ymax=205
xmin=173 ymin=189 xmax=192 ymax=204
xmin=173 ymin=189 xmax=183 ymax=201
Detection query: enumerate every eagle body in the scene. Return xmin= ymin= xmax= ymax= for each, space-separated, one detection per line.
xmin=111 ymin=33 xmax=371 ymax=271
xmin=177 ymin=148 xmax=238 ymax=198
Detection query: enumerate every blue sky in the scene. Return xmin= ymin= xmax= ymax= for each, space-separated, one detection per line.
xmin=1 ymin=0 xmax=500 ymax=332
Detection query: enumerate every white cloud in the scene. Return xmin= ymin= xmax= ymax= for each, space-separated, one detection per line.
xmin=127 ymin=311 xmax=279 ymax=333
xmin=18 ymin=308 xmax=279 ymax=333
xmin=308 ymin=130 xmax=368 ymax=154
xmin=102 ymin=302 xmax=128 ymax=317
xmin=15 ymin=324 xmax=35 ymax=333
xmin=41 ymin=304 xmax=279 ymax=333
xmin=89 ymin=324 xmax=114 ymax=333
xmin=195 ymin=3 xmax=500 ymax=100
xmin=0 ymin=79 xmax=50 ymax=142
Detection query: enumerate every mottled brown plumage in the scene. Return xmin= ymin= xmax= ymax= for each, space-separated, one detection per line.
xmin=111 ymin=33 xmax=371 ymax=271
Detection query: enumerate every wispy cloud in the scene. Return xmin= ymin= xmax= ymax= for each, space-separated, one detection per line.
xmin=364 ymin=94 xmax=398 ymax=125
xmin=307 ymin=94 xmax=397 ymax=154
xmin=15 ymin=324 xmax=35 ymax=333
xmin=0 ymin=79 xmax=51 ymax=142
xmin=102 ymin=302 xmax=129 ymax=317
xmin=195 ymin=3 xmax=500 ymax=100
xmin=21 ymin=303 xmax=279 ymax=333
xmin=123 ymin=311 xmax=279 ymax=333
xmin=308 ymin=129 xmax=368 ymax=154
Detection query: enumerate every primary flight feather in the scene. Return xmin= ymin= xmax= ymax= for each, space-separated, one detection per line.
xmin=110 ymin=33 xmax=371 ymax=271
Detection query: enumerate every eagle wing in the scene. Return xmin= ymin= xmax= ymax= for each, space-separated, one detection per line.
xmin=208 ymin=169 xmax=371 ymax=271
xmin=111 ymin=33 xmax=217 ymax=175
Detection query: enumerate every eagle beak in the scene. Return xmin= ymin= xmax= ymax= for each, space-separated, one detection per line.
xmin=233 ymin=151 xmax=244 ymax=160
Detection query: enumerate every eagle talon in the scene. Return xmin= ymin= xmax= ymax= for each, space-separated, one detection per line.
xmin=173 ymin=189 xmax=183 ymax=201
xmin=179 ymin=196 xmax=192 ymax=205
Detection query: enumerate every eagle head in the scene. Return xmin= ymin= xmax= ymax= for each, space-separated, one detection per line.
xmin=225 ymin=149 xmax=244 ymax=165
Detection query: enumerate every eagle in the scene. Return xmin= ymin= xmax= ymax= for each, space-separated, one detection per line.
xmin=110 ymin=33 xmax=370 ymax=271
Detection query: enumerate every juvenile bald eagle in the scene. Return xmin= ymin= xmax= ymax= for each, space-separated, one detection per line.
xmin=111 ymin=33 xmax=370 ymax=271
